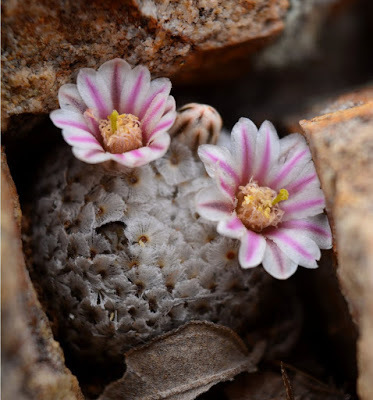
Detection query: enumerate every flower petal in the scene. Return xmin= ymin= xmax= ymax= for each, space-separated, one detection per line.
xmin=50 ymin=109 xmax=102 ymax=150
xmin=109 ymin=132 xmax=171 ymax=168
xmin=280 ymin=214 xmax=332 ymax=249
xmin=58 ymin=83 xmax=86 ymax=113
xmin=253 ymin=120 xmax=280 ymax=185
xmin=97 ymin=58 xmax=131 ymax=112
xmin=238 ymin=230 xmax=266 ymax=268
xmin=141 ymin=93 xmax=168 ymax=143
xmin=72 ymin=148 xmax=111 ymax=164
xmin=268 ymin=133 xmax=312 ymax=190
xmin=196 ymin=186 xmax=234 ymax=222
xmin=138 ymin=77 xmax=172 ymax=120
xmin=146 ymin=96 xmax=176 ymax=142
xmin=285 ymin=162 xmax=318 ymax=196
xmin=262 ymin=239 xmax=298 ymax=279
xmin=198 ymin=144 xmax=239 ymax=183
xmin=121 ymin=65 xmax=151 ymax=115
xmin=266 ymin=228 xmax=320 ymax=268
xmin=281 ymin=185 xmax=325 ymax=220
xmin=76 ymin=68 xmax=112 ymax=119
xmin=217 ymin=213 xmax=247 ymax=239
xmin=230 ymin=118 xmax=257 ymax=184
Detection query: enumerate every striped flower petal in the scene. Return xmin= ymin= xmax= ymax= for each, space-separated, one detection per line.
xmin=230 ymin=118 xmax=257 ymax=185
xmin=146 ymin=96 xmax=176 ymax=142
xmin=266 ymin=228 xmax=320 ymax=269
xmin=121 ymin=65 xmax=151 ymax=115
xmin=97 ymin=58 xmax=131 ymax=112
xmin=217 ymin=213 xmax=247 ymax=239
xmin=238 ymin=230 xmax=266 ymax=268
xmin=76 ymin=68 xmax=112 ymax=119
xmin=281 ymin=185 xmax=325 ymax=221
xmin=262 ymin=240 xmax=298 ymax=279
xmin=268 ymin=133 xmax=312 ymax=190
xmin=109 ymin=132 xmax=171 ymax=168
xmin=196 ymin=186 xmax=234 ymax=222
xmin=141 ymin=93 xmax=169 ymax=143
xmin=72 ymin=148 xmax=111 ymax=164
xmin=253 ymin=120 xmax=280 ymax=185
xmin=58 ymin=84 xmax=86 ymax=114
xmin=198 ymin=144 xmax=239 ymax=183
xmin=138 ymin=78 xmax=172 ymax=120
xmin=280 ymin=215 xmax=332 ymax=249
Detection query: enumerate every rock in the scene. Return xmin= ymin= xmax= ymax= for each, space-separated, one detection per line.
xmin=1 ymin=0 xmax=289 ymax=129
xmin=299 ymin=88 xmax=373 ymax=400
xmin=256 ymin=0 xmax=347 ymax=68
xmin=1 ymin=150 xmax=84 ymax=400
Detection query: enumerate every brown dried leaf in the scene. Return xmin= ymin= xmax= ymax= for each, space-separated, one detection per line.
xmin=225 ymin=368 xmax=348 ymax=400
xmin=100 ymin=321 xmax=258 ymax=400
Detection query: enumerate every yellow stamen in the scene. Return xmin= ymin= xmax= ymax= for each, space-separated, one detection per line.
xmin=272 ymin=188 xmax=289 ymax=206
xmin=110 ymin=110 xmax=119 ymax=133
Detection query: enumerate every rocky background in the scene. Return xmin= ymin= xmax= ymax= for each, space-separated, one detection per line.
xmin=2 ymin=0 xmax=373 ymax=399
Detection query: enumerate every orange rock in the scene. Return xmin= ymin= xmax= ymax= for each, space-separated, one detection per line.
xmin=1 ymin=150 xmax=84 ymax=400
xmin=299 ymin=93 xmax=373 ymax=400
xmin=1 ymin=0 xmax=289 ymax=129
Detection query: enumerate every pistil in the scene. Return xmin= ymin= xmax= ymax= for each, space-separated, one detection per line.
xmin=235 ymin=182 xmax=289 ymax=232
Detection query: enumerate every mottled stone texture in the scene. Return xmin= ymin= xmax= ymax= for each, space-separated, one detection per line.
xmin=299 ymin=89 xmax=373 ymax=400
xmin=1 ymin=151 xmax=84 ymax=400
xmin=1 ymin=0 xmax=288 ymax=128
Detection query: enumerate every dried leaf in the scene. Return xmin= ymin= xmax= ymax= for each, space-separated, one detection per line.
xmin=225 ymin=368 xmax=348 ymax=400
xmin=100 ymin=321 xmax=258 ymax=400
xmin=281 ymin=362 xmax=295 ymax=400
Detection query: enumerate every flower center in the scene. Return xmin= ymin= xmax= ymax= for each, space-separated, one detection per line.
xmin=235 ymin=182 xmax=289 ymax=232
xmin=99 ymin=110 xmax=143 ymax=154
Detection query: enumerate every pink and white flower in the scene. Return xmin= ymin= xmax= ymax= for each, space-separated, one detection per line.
xmin=50 ymin=59 xmax=176 ymax=168
xmin=196 ymin=118 xmax=332 ymax=279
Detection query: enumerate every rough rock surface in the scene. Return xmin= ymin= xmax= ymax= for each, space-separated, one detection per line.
xmin=1 ymin=0 xmax=289 ymax=128
xmin=1 ymin=151 xmax=84 ymax=400
xmin=299 ymin=88 xmax=373 ymax=400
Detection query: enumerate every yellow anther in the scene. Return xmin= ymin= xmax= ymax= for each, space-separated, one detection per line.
xmin=243 ymin=195 xmax=254 ymax=205
xmin=272 ymin=188 xmax=289 ymax=206
xmin=109 ymin=110 xmax=119 ymax=133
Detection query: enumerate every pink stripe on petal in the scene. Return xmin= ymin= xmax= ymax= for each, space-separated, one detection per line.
xmin=131 ymin=149 xmax=143 ymax=158
xmin=85 ymin=77 xmax=106 ymax=116
xmin=142 ymin=98 xmax=165 ymax=128
xmin=203 ymin=151 xmax=240 ymax=184
xmin=54 ymin=120 xmax=88 ymax=131
xmin=139 ymin=86 xmax=167 ymax=119
xmin=270 ymin=150 xmax=307 ymax=187
xmin=219 ymin=178 xmax=235 ymax=198
xmin=256 ymin=131 xmax=271 ymax=183
xmin=269 ymin=231 xmax=314 ymax=260
xmin=286 ymin=173 xmax=317 ymax=194
xmin=149 ymin=119 xmax=174 ymax=137
xmin=149 ymin=143 xmax=165 ymax=151
xmin=199 ymin=201 xmax=232 ymax=213
xmin=282 ymin=220 xmax=330 ymax=237
xmin=63 ymin=94 xmax=86 ymax=113
xmin=217 ymin=215 xmax=246 ymax=239
xmin=282 ymin=198 xmax=324 ymax=214
xmin=68 ymin=136 xmax=98 ymax=144
xmin=262 ymin=240 xmax=298 ymax=279
xmin=111 ymin=62 xmax=121 ymax=110
xmin=227 ymin=217 xmax=243 ymax=230
xmin=240 ymin=126 xmax=251 ymax=184
xmin=238 ymin=230 xmax=266 ymax=268
xmin=126 ymin=70 xmax=144 ymax=113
